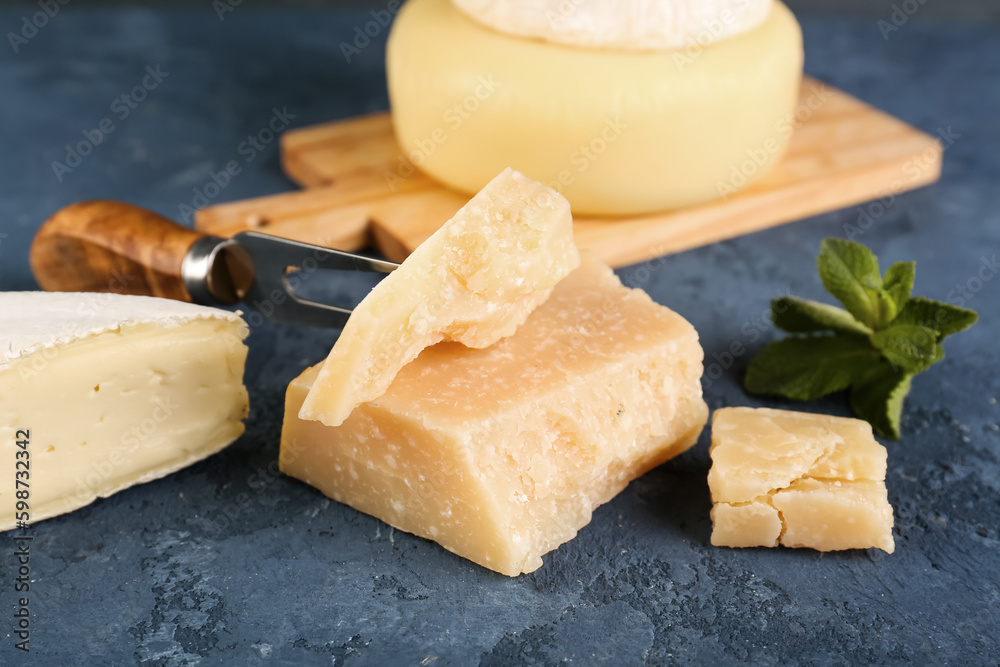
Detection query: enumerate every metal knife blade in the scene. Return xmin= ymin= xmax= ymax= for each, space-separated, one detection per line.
xmin=182 ymin=232 xmax=398 ymax=329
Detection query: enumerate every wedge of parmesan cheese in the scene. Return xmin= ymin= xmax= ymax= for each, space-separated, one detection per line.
xmin=299 ymin=168 xmax=580 ymax=428
xmin=0 ymin=292 xmax=249 ymax=530
xmin=282 ymin=255 xmax=708 ymax=576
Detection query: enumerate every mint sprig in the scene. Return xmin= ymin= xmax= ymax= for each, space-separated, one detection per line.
xmin=745 ymin=239 xmax=978 ymax=439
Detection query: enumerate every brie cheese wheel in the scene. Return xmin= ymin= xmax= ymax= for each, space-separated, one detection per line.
xmin=1 ymin=292 xmax=249 ymax=530
xmin=387 ymin=0 xmax=803 ymax=215
xmin=451 ymin=0 xmax=773 ymax=50
xmin=299 ymin=168 xmax=580 ymax=428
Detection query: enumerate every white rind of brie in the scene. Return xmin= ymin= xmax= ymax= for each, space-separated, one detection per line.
xmin=0 ymin=292 xmax=250 ymax=531
xmin=450 ymin=0 xmax=774 ymax=50
xmin=1 ymin=291 xmax=245 ymax=370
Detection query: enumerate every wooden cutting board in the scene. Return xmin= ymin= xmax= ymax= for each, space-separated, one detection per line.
xmin=194 ymin=77 xmax=943 ymax=268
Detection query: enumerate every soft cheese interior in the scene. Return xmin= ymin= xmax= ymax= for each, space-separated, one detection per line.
xmin=0 ymin=316 xmax=248 ymax=530
xmin=282 ymin=255 xmax=708 ymax=576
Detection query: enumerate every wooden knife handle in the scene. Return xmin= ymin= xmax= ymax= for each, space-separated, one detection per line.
xmin=30 ymin=200 xmax=205 ymax=301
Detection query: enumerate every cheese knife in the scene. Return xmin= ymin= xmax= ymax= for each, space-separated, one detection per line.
xmin=29 ymin=200 xmax=398 ymax=328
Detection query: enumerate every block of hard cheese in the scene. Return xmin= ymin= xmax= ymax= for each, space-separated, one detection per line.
xmin=281 ymin=255 xmax=708 ymax=576
xmin=300 ymin=168 xmax=580 ymax=427
xmin=0 ymin=292 xmax=249 ymax=531
xmin=709 ymin=407 xmax=894 ymax=553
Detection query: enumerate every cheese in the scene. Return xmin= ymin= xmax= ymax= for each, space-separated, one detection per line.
xmin=281 ymin=255 xmax=709 ymax=576
xmin=299 ymin=168 xmax=580 ymax=428
xmin=0 ymin=292 xmax=249 ymax=531
xmin=451 ymin=0 xmax=773 ymax=51
xmin=708 ymin=407 xmax=894 ymax=553
xmin=386 ymin=0 xmax=803 ymax=215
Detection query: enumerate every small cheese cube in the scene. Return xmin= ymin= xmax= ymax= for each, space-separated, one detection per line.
xmin=300 ymin=168 xmax=580 ymax=427
xmin=708 ymin=407 xmax=894 ymax=553
xmin=710 ymin=502 xmax=783 ymax=549
xmin=281 ymin=255 xmax=709 ymax=576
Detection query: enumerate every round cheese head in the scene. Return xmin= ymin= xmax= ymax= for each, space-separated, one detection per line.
xmin=388 ymin=0 xmax=803 ymax=215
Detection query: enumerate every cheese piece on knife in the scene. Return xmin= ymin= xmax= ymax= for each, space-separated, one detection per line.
xmin=300 ymin=168 xmax=580 ymax=427
xmin=0 ymin=292 xmax=249 ymax=531
xmin=708 ymin=407 xmax=894 ymax=553
xmin=282 ymin=255 xmax=708 ymax=576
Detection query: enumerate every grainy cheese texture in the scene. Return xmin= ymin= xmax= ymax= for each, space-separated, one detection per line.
xmin=0 ymin=292 xmax=249 ymax=531
xmin=709 ymin=407 xmax=894 ymax=553
xmin=299 ymin=168 xmax=580 ymax=428
xmin=387 ymin=0 xmax=803 ymax=215
xmin=282 ymin=256 xmax=709 ymax=576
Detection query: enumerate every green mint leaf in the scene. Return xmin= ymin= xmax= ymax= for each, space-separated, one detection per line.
xmin=745 ymin=335 xmax=880 ymax=401
xmin=882 ymin=261 xmax=916 ymax=313
xmin=772 ymin=296 xmax=872 ymax=335
xmin=817 ymin=238 xmax=885 ymax=329
xmin=892 ymin=296 xmax=979 ymax=341
xmin=876 ymin=289 xmax=899 ymax=328
xmin=849 ymin=361 xmax=912 ymax=439
xmin=744 ymin=238 xmax=980 ymax=438
xmin=870 ymin=323 xmax=941 ymax=373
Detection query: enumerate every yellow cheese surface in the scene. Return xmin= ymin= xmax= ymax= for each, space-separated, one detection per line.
xmin=282 ymin=255 xmax=709 ymax=576
xmin=0 ymin=311 xmax=248 ymax=530
xmin=300 ymin=168 xmax=580 ymax=427
xmin=708 ymin=407 xmax=894 ymax=553
xmin=387 ymin=0 xmax=803 ymax=215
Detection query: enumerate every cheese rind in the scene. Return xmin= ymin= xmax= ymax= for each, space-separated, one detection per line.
xmin=387 ymin=0 xmax=803 ymax=215
xmin=708 ymin=407 xmax=894 ymax=553
xmin=1 ymin=291 xmax=245 ymax=370
xmin=0 ymin=292 xmax=249 ymax=531
xmin=299 ymin=168 xmax=580 ymax=428
xmin=451 ymin=0 xmax=773 ymax=51
xmin=282 ymin=256 xmax=709 ymax=576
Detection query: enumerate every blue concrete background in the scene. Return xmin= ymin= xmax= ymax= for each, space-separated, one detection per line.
xmin=0 ymin=7 xmax=998 ymax=666
xmin=2 ymin=0 xmax=1000 ymax=23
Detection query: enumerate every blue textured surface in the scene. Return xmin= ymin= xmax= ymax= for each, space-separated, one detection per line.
xmin=1 ymin=7 xmax=998 ymax=666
